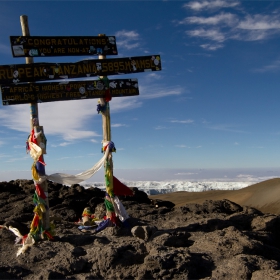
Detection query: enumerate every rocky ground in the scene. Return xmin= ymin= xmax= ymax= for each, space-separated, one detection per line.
xmin=1 ymin=179 xmax=280 ymax=279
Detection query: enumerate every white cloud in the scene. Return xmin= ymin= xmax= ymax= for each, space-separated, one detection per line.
xmin=175 ymin=145 xmax=187 ymax=148
xmin=237 ymin=15 xmax=280 ymax=30
xmin=182 ymin=6 xmax=280 ymax=50
xmin=170 ymin=119 xmax=194 ymax=124
xmin=180 ymin=13 xmax=237 ymax=26
xmin=237 ymin=174 xmax=253 ymax=179
xmin=0 ymin=153 xmax=10 ymax=158
xmin=0 ymin=83 xmax=180 ymax=150
xmin=110 ymin=96 xmax=142 ymax=111
xmin=144 ymin=73 xmax=162 ymax=80
xmin=115 ymin=30 xmax=140 ymax=50
xmin=51 ymin=142 xmax=72 ymax=147
xmin=155 ymin=126 xmax=167 ymax=130
xmin=253 ymin=59 xmax=280 ymax=73
xmin=115 ymin=30 xmax=139 ymax=40
xmin=0 ymin=95 xmax=144 ymax=145
xmin=184 ymin=0 xmax=240 ymax=11
xmin=111 ymin=123 xmax=127 ymax=128
xmin=241 ymin=30 xmax=272 ymax=41
xmin=13 ymin=145 xmax=24 ymax=149
xmin=175 ymin=172 xmax=198 ymax=175
xmin=233 ymin=14 xmax=280 ymax=41
xmin=58 ymin=142 xmax=70 ymax=147
xmin=187 ymin=28 xmax=226 ymax=42
xmin=0 ymin=100 xmax=101 ymax=140
xmin=200 ymin=43 xmax=224 ymax=50
xmin=5 ymin=156 xmax=29 ymax=163
xmin=56 ymin=156 xmax=72 ymax=160
xmin=139 ymin=85 xmax=183 ymax=99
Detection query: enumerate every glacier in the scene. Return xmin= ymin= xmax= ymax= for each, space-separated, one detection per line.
xmin=82 ymin=180 xmax=256 ymax=195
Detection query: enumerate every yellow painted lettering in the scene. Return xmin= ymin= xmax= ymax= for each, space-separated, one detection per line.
xmin=18 ymin=68 xmax=25 ymax=78
xmin=34 ymin=67 xmax=39 ymax=77
xmin=119 ymin=61 xmax=124 ymax=71
xmin=102 ymin=63 xmax=108 ymax=72
xmin=77 ymin=65 xmax=83 ymax=74
xmin=25 ymin=67 xmax=32 ymax=78
xmin=139 ymin=60 xmax=146 ymax=69
xmin=63 ymin=65 xmax=71 ymax=75
xmin=135 ymin=60 xmax=141 ymax=69
xmin=146 ymin=59 xmax=152 ymax=68
xmin=70 ymin=65 xmax=77 ymax=75
xmin=114 ymin=62 xmax=119 ymax=72
xmin=108 ymin=62 xmax=114 ymax=72
xmin=125 ymin=61 xmax=131 ymax=71
xmin=7 ymin=69 xmax=13 ymax=79
xmin=0 ymin=69 xmax=6 ymax=80
xmin=39 ymin=67 xmax=45 ymax=76
xmin=82 ymin=63 xmax=89 ymax=73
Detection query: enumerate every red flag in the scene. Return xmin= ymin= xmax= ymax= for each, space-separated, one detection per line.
xmin=35 ymin=184 xmax=46 ymax=199
xmin=113 ymin=176 xmax=134 ymax=196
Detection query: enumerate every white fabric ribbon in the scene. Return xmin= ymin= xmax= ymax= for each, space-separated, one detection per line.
xmin=29 ymin=142 xmax=42 ymax=162
xmin=45 ymin=147 xmax=110 ymax=185
xmin=112 ymin=196 xmax=130 ymax=222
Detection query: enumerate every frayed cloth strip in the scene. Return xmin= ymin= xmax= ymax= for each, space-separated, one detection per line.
xmin=46 ymin=148 xmax=110 ymax=185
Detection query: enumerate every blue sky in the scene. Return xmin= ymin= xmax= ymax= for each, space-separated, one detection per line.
xmin=1 ymin=0 xmax=280 ymax=183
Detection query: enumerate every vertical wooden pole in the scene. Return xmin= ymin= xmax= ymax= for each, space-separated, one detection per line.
xmin=98 ymin=34 xmax=114 ymax=193
xmin=20 ymin=15 xmax=50 ymax=230
xmin=20 ymin=16 xmax=38 ymax=128
xmin=98 ymin=34 xmax=111 ymax=142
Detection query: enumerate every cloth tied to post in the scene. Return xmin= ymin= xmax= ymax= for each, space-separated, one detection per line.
xmin=46 ymin=145 xmax=111 ymax=185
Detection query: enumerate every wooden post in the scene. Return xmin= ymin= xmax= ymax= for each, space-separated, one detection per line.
xmin=98 ymin=34 xmax=114 ymax=194
xmin=20 ymin=15 xmax=50 ymax=230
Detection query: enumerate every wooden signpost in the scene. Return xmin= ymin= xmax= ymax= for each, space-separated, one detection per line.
xmin=1 ymin=78 xmax=139 ymax=105
xmin=0 ymin=15 xmax=162 ymax=239
xmin=10 ymin=35 xmax=118 ymax=57
xmin=0 ymin=54 xmax=161 ymax=84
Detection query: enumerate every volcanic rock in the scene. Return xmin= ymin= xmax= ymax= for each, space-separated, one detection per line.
xmin=0 ymin=179 xmax=280 ymax=279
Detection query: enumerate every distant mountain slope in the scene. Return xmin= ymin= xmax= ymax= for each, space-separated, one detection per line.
xmin=151 ymin=178 xmax=280 ymax=215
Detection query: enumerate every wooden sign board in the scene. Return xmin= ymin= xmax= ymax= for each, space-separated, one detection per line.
xmin=10 ymin=36 xmax=118 ymax=57
xmin=1 ymin=78 xmax=139 ymax=105
xmin=0 ymin=55 xmax=161 ymax=85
